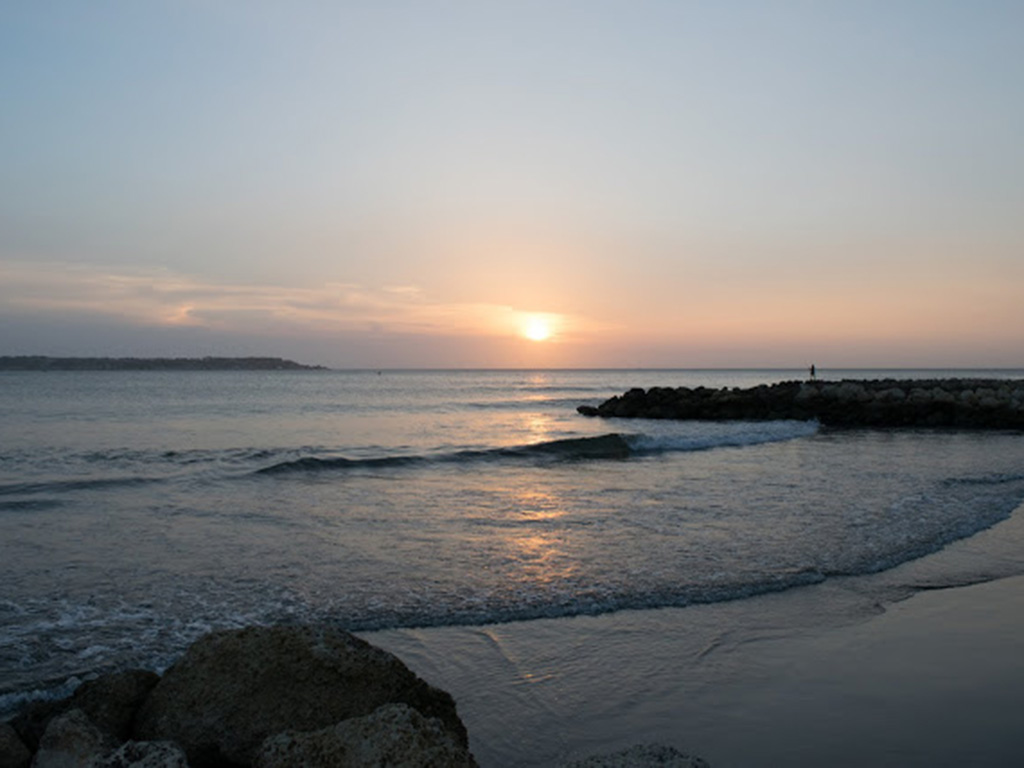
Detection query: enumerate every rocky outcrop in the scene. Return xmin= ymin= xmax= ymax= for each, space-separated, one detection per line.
xmin=254 ymin=703 xmax=476 ymax=768
xmin=578 ymin=379 xmax=1024 ymax=428
xmin=5 ymin=624 xmax=477 ymax=768
xmin=134 ymin=625 xmax=470 ymax=767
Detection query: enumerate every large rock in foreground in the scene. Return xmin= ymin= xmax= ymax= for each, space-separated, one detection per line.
xmin=31 ymin=708 xmax=114 ymax=768
xmin=561 ymin=743 xmax=709 ymax=767
xmin=134 ymin=625 xmax=471 ymax=767
xmin=0 ymin=721 xmax=31 ymax=768
xmin=578 ymin=378 xmax=1024 ymax=428
xmin=255 ymin=703 xmax=476 ymax=768
xmin=561 ymin=745 xmax=712 ymax=768
xmin=8 ymin=669 xmax=159 ymax=754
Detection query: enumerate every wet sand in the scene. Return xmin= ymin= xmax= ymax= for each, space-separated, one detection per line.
xmin=364 ymin=505 xmax=1024 ymax=767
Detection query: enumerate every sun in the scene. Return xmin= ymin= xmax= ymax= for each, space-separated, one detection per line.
xmin=522 ymin=315 xmax=553 ymax=342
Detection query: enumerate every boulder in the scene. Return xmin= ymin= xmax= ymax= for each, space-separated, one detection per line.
xmin=254 ymin=703 xmax=476 ymax=768
xmin=0 ymin=721 xmax=31 ymax=768
xmin=90 ymin=740 xmax=189 ymax=768
xmin=794 ymin=383 xmax=820 ymax=402
xmin=31 ymin=709 xmax=113 ymax=768
xmin=561 ymin=743 xmax=710 ymax=767
xmin=875 ymin=386 xmax=906 ymax=402
xmin=8 ymin=697 xmax=67 ymax=753
xmin=7 ymin=671 xmax=159 ymax=754
xmin=133 ymin=625 xmax=469 ymax=767
xmin=70 ymin=670 xmax=160 ymax=743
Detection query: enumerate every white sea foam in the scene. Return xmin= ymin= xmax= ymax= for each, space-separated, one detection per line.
xmin=625 ymin=419 xmax=819 ymax=455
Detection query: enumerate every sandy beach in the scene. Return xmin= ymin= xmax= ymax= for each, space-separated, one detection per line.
xmin=366 ymin=504 xmax=1024 ymax=767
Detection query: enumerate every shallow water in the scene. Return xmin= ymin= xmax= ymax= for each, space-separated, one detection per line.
xmin=2 ymin=368 xmax=1024 ymax=718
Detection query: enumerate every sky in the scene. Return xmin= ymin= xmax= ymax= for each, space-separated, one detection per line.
xmin=1 ymin=1 xmax=1022 ymax=369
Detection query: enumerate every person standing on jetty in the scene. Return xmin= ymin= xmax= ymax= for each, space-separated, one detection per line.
xmin=809 ymin=364 xmax=816 ymax=380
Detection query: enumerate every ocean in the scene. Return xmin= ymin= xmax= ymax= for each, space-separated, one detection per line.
xmin=3 ymin=367 xmax=1024 ymax=730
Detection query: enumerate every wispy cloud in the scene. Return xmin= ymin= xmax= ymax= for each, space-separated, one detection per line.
xmin=0 ymin=260 xmax=589 ymax=341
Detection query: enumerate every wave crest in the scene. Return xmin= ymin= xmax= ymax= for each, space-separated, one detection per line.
xmin=257 ymin=422 xmax=816 ymax=475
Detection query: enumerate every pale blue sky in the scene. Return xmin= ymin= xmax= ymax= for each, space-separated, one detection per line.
xmin=2 ymin=1 xmax=1022 ymax=367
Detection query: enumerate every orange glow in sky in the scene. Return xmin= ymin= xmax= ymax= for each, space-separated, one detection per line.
xmin=522 ymin=315 xmax=554 ymax=342
xmin=2 ymin=4 xmax=1023 ymax=368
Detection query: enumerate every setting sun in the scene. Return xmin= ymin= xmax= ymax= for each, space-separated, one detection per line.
xmin=523 ymin=315 xmax=553 ymax=342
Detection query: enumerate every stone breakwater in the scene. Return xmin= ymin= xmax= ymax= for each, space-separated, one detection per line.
xmin=1 ymin=624 xmax=708 ymax=768
xmin=577 ymin=379 xmax=1024 ymax=428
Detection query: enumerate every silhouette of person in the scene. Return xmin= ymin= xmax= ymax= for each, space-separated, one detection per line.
xmin=809 ymin=364 xmax=816 ymax=380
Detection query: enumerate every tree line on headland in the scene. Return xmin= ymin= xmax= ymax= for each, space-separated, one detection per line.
xmin=0 ymin=356 xmax=327 ymax=371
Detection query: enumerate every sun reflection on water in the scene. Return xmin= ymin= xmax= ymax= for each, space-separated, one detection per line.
xmin=520 ymin=412 xmax=558 ymax=444
xmin=496 ymin=487 xmax=579 ymax=586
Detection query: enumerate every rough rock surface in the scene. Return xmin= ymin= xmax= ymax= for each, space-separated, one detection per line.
xmin=254 ymin=702 xmax=477 ymax=768
xmin=7 ymin=670 xmax=159 ymax=754
xmin=0 ymin=721 xmax=31 ymax=768
xmin=32 ymin=709 xmax=113 ymax=768
xmin=9 ymin=697 xmax=68 ymax=754
xmin=134 ymin=624 xmax=469 ymax=767
xmin=578 ymin=378 xmax=1024 ymax=428
xmin=70 ymin=670 xmax=160 ymax=743
xmin=561 ymin=743 xmax=710 ymax=767
xmin=91 ymin=740 xmax=189 ymax=768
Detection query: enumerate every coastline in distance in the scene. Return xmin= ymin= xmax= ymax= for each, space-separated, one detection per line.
xmin=0 ymin=356 xmax=327 ymax=371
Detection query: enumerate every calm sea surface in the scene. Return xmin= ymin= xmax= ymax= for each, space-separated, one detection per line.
xmin=2 ymin=368 xmax=1024 ymax=716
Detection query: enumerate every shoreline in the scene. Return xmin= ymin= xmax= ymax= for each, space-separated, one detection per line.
xmin=363 ymin=502 xmax=1024 ymax=767
xmin=5 ymin=506 xmax=1024 ymax=765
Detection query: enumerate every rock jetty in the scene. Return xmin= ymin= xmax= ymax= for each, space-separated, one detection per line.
xmin=2 ymin=624 xmax=708 ymax=768
xmin=577 ymin=379 xmax=1024 ymax=428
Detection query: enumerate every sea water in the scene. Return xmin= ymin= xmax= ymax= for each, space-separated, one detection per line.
xmin=2 ymin=368 xmax=1024 ymax=719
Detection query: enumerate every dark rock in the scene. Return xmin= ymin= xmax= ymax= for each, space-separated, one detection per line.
xmin=254 ymin=703 xmax=477 ymax=768
xmin=578 ymin=378 xmax=1024 ymax=429
xmin=8 ymin=696 xmax=66 ymax=753
xmin=561 ymin=742 xmax=710 ymax=767
xmin=71 ymin=669 xmax=160 ymax=743
xmin=134 ymin=624 xmax=469 ymax=767
xmin=6 ymin=669 xmax=159 ymax=754
xmin=91 ymin=740 xmax=189 ymax=768
xmin=0 ymin=722 xmax=31 ymax=768
xmin=32 ymin=708 xmax=114 ymax=768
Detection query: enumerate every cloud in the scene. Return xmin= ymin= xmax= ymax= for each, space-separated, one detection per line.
xmin=0 ymin=260 xmax=586 ymax=342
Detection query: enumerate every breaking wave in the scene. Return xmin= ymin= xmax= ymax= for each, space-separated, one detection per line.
xmin=257 ymin=421 xmax=818 ymax=475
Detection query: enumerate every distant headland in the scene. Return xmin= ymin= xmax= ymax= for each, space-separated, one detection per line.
xmin=0 ymin=356 xmax=328 ymax=371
